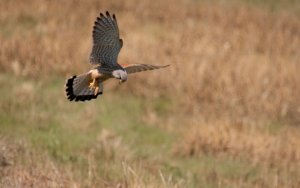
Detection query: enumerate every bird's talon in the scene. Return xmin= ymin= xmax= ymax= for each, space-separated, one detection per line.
xmin=94 ymin=86 xmax=99 ymax=95
xmin=89 ymin=79 xmax=99 ymax=95
xmin=89 ymin=79 xmax=95 ymax=90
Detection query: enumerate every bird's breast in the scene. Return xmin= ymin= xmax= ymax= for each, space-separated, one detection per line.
xmin=89 ymin=69 xmax=102 ymax=79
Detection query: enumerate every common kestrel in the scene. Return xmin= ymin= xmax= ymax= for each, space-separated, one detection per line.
xmin=65 ymin=11 xmax=169 ymax=102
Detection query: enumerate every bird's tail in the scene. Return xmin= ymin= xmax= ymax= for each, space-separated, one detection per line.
xmin=65 ymin=73 xmax=103 ymax=102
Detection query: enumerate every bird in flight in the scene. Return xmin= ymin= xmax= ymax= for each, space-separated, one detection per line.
xmin=65 ymin=11 xmax=169 ymax=102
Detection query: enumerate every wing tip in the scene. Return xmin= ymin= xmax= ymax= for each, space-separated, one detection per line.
xmin=149 ymin=64 xmax=171 ymax=69
xmin=99 ymin=11 xmax=116 ymax=20
xmin=161 ymin=64 xmax=170 ymax=68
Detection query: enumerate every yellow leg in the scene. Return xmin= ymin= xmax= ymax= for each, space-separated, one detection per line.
xmin=89 ymin=78 xmax=100 ymax=95
xmin=89 ymin=78 xmax=96 ymax=89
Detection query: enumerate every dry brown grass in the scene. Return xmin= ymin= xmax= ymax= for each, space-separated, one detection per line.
xmin=0 ymin=134 xmax=179 ymax=188
xmin=0 ymin=137 xmax=71 ymax=187
xmin=1 ymin=0 xmax=300 ymax=187
xmin=175 ymin=120 xmax=300 ymax=187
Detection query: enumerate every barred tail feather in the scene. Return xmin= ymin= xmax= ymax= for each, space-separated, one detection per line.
xmin=65 ymin=73 xmax=103 ymax=102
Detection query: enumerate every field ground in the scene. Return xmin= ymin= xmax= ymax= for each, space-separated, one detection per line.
xmin=0 ymin=0 xmax=300 ymax=187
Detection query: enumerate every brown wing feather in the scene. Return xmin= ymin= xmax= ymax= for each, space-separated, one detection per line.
xmin=89 ymin=11 xmax=123 ymax=66
xmin=122 ymin=64 xmax=170 ymax=74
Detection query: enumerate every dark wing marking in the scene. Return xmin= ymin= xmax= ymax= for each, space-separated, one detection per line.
xmin=89 ymin=11 xmax=123 ymax=66
xmin=121 ymin=64 xmax=170 ymax=74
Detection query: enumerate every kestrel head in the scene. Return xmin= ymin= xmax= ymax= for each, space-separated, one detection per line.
xmin=112 ymin=69 xmax=128 ymax=83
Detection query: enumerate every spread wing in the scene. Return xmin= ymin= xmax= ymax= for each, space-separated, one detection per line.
xmin=122 ymin=64 xmax=170 ymax=74
xmin=89 ymin=11 xmax=123 ymax=66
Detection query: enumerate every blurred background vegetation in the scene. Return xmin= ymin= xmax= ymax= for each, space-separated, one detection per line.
xmin=0 ymin=0 xmax=299 ymax=187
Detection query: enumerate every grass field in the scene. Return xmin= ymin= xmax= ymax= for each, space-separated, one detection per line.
xmin=0 ymin=0 xmax=300 ymax=187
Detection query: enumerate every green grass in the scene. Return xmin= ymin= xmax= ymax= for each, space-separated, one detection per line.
xmin=0 ymin=74 xmax=292 ymax=187
xmin=0 ymin=74 xmax=179 ymax=183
